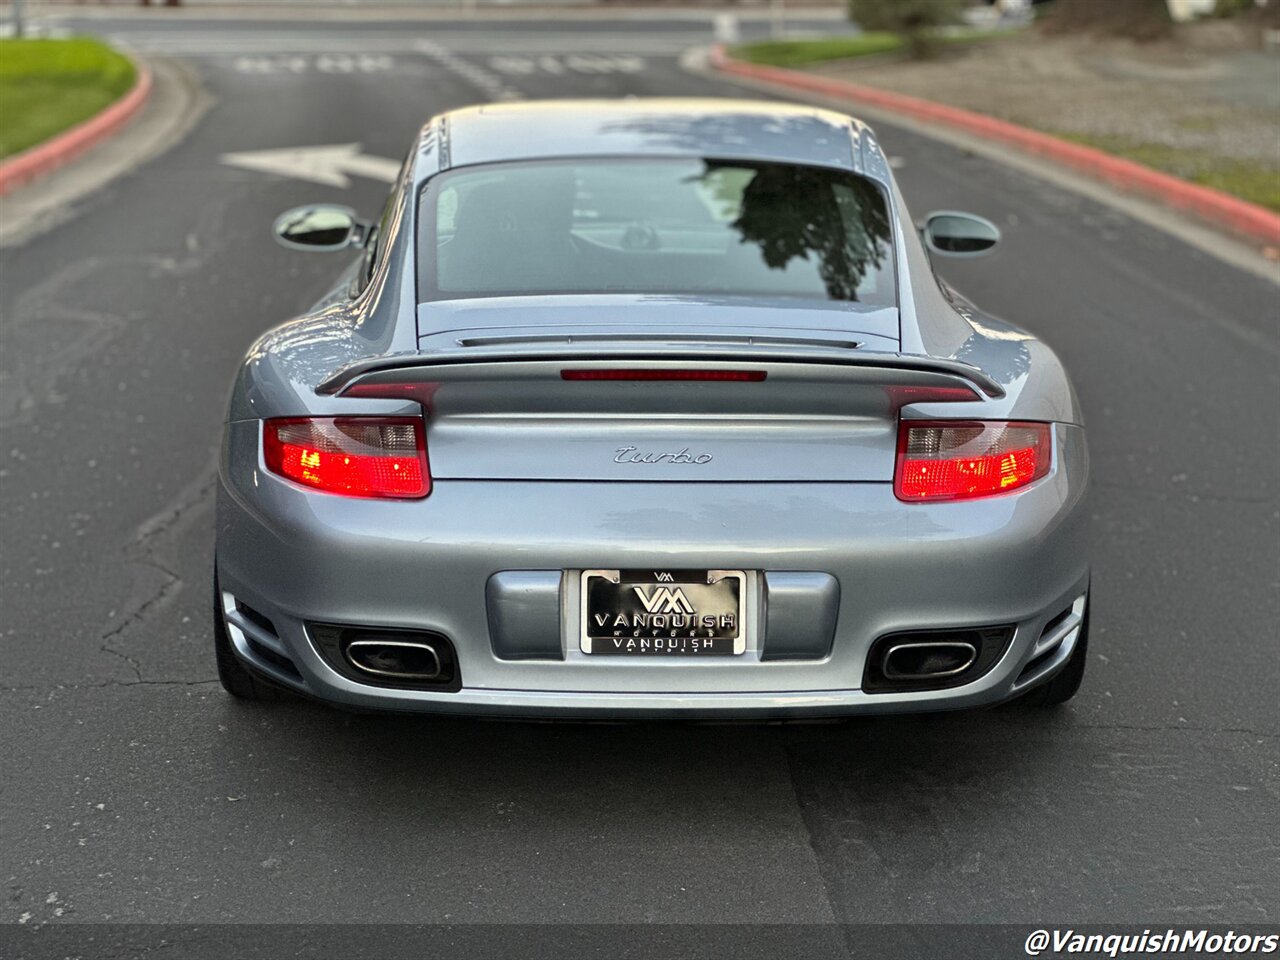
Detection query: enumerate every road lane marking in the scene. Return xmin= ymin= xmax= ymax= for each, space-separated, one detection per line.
xmin=232 ymin=54 xmax=396 ymax=75
xmin=220 ymin=143 xmax=399 ymax=188
xmin=488 ymin=54 xmax=647 ymax=76
xmin=488 ymin=56 xmax=538 ymax=75
xmin=416 ymin=39 xmax=524 ymax=102
xmin=0 ymin=23 xmax=70 ymax=39
xmin=713 ymin=14 xmax=741 ymax=44
xmin=102 ymin=33 xmax=690 ymax=56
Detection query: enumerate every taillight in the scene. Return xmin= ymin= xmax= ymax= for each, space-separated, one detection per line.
xmin=263 ymin=417 xmax=429 ymax=499
xmin=894 ymin=420 xmax=1050 ymax=502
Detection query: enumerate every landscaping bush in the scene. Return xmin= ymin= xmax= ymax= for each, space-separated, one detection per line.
xmin=847 ymin=0 xmax=967 ymax=59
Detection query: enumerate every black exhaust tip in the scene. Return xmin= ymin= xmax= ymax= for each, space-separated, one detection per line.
xmin=345 ymin=640 xmax=442 ymax=681
xmin=309 ymin=623 xmax=461 ymax=691
xmin=882 ymin=641 xmax=977 ymax=681
xmin=863 ymin=625 xmax=1013 ymax=693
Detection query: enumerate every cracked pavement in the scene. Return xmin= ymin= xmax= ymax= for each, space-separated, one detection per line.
xmin=0 ymin=12 xmax=1277 ymax=951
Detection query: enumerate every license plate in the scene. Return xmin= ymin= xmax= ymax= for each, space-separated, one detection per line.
xmin=580 ymin=569 xmax=746 ymax=656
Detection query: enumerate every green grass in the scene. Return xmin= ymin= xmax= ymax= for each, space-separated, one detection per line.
xmin=1052 ymin=132 xmax=1280 ymax=213
xmin=732 ymin=33 xmax=906 ymax=69
xmin=0 ymin=37 xmax=136 ymax=159
xmin=731 ymin=28 xmax=1015 ymax=69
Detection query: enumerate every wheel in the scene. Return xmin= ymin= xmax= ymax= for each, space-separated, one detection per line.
xmin=1014 ymin=600 xmax=1090 ymax=708
xmin=213 ymin=573 xmax=285 ymax=702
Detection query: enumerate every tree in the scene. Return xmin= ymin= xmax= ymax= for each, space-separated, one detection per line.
xmin=848 ymin=0 xmax=967 ymax=59
xmin=1041 ymin=0 xmax=1173 ymax=41
xmin=728 ymin=164 xmax=891 ymax=302
xmin=1253 ymin=0 xmax=1280 ymax=27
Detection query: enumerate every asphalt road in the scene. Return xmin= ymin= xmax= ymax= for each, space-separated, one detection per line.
xmin=1 ymin=14 xmax=1277 ymax=957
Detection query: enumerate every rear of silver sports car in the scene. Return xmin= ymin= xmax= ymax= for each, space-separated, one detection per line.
xmin=216 ymin=125 xmax=1089 ymax=716
xmin=215 ymin=342 xmax=1089 ymax=718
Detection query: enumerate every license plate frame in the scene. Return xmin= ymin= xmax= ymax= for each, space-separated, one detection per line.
xmin=579 ymin=568 xmax=746 ymax=656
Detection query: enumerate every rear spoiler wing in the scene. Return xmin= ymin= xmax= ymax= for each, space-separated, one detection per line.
xmin=318 ymin=348 xmax=1004 ymax=401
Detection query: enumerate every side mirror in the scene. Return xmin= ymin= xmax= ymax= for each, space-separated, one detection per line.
xmin=272 ymin=204 xmax=366 ymax=252
xmin=920 ymin=211 xmax=1001 ymax=258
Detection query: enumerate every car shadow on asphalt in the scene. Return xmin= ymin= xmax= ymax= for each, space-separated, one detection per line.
xmin=201 ymin=695 xmax=1207 ymax=922
xmin=207 ymin=694 xmax=1074 ymax=809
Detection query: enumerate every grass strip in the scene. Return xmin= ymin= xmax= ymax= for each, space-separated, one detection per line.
xmin=0 ymin=37 xmax=137 ymax=159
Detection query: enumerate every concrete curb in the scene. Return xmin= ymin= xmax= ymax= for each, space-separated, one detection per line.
xmin=709 ymin=45 xmax=1280 ymax=248
xmin=0 ymin=57 xmax=154 ymax=197
xmin=0 ymin=57 xmax=211 ymax=249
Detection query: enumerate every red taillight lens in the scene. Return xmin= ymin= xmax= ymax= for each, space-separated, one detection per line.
xmin=894 ymin=420 xmax=1051 ymax=502
xmin=263 ymin=417 xmax=429 ymax=499
xmin=561 ymin=369 xmax=766 ymax=382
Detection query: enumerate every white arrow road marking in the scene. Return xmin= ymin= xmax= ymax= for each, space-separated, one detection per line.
xmin=220 ymin=143 xmax=399 ymax=188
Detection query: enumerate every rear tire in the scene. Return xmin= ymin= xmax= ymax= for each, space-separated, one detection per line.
xmin=213 ymin=573 xmax=284 ymax=702
xmin=1014 ymin=600 xmax=1090 ymax=708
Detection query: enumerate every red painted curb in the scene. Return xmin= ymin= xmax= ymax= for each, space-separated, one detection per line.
xmin=710 ymin=45 xmax=1280 ymax=248
xmin=0 ymin=57 xmax=153 ymax=197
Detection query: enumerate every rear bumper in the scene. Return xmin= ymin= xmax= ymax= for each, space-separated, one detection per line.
xmin=215 ymin=421 xmax=1089 ymax=718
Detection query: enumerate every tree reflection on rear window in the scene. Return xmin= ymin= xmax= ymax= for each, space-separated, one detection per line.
xmin=417 ymin=158 xmax=895 ymax=306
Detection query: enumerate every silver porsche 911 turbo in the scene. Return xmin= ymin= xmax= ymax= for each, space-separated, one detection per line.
xmin=214 ymin=99 xmax=1090 ymax=717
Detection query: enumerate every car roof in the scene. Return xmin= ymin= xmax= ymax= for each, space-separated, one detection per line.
xmin=427 ymin=99 xmax=870 ymax=174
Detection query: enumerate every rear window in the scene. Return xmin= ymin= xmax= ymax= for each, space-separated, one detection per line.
xmin=416 ymin=158 xmax=895 ymax=305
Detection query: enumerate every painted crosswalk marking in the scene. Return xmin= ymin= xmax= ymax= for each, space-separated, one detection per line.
xmin=233 ymin=54 xmax=395 ymax=75
xmin=416 ymin=39 xmax=524 ymax=102
xmin=488 ymin=55 xmax=647 ymax=76
xmin=101 ymin=32 xmax=689 ymax=56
